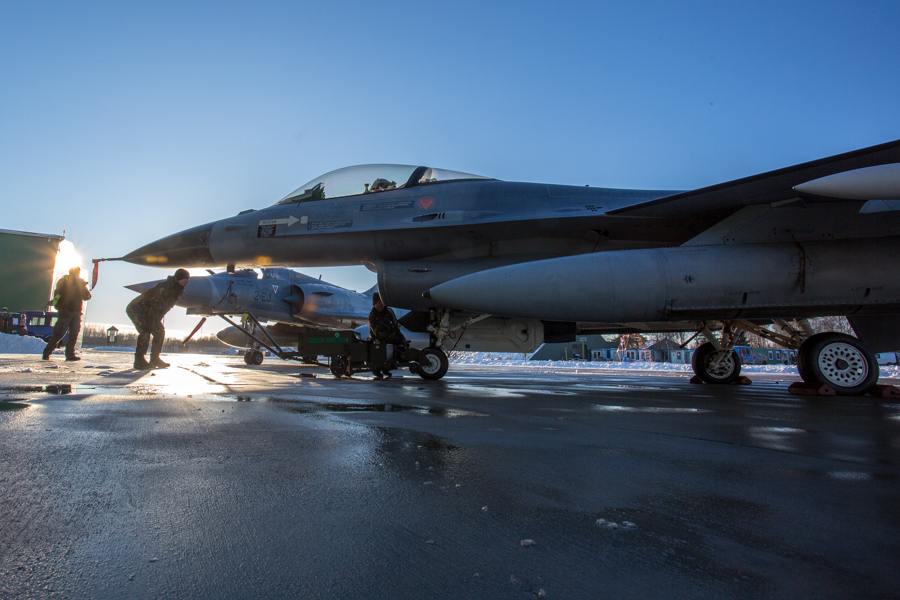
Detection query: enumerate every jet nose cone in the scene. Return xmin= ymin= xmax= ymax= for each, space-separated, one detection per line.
xmin=123 ymin=223 xmax=216 ymax=267
xmin=125 ymin=279 xmax=164 ymax=294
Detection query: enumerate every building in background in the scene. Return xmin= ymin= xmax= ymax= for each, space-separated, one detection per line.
xmin=0 ymin=229 xmax=64 ymax=311
xmin=530 ymin=335 xmax=618 ymax=361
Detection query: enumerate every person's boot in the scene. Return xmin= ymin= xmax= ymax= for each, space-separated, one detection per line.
xmin=134 ymin=356 xmax=153 ymax=370
xmin=150 ymin=355 xmax=170 ymax=369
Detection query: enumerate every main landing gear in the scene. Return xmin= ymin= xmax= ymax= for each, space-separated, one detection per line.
xmin=689 ymin=320 xmax=880 ymax=396
xmin=692 ymin=342 xmax=742 ymax=385
xmin=795 ymin=332 xmax=878 ymax=396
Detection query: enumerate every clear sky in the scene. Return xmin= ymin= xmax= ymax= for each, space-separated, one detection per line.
xmin=2 ymin=1 xmax=899 ymax=338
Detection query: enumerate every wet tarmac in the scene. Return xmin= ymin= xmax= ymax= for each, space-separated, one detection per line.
xmin=1 ymin=352 xmax=899 ymax=599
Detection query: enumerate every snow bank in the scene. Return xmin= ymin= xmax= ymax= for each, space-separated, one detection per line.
xmin=0 ymin=332 xmax=46 ymax=355
xmin=450 ymin=352 xmax=900 ymax=378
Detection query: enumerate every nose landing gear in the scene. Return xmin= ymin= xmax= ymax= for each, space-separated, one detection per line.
xmin=244 ymin=348 xmax=264 ymax=365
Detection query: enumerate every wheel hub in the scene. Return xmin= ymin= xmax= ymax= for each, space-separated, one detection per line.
xmin=704 ymin=353 xmax=735 ymax=379
xmin=817 ymin=343 xmax=868 ymax=387
xmin=421 ymin=355 xmax=441 ymax=374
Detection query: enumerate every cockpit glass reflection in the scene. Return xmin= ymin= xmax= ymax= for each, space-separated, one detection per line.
xmin=274 ymin=164 xmax=490 ymax=205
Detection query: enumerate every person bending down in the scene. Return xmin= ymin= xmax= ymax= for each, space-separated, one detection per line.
xmin=126 ymin=268 xmax=190 ymax=370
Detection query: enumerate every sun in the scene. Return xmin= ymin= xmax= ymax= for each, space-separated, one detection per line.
xmin=52 ymin=240 xmax=84 ymax=283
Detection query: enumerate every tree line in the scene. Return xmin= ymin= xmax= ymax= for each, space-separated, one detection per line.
xmin=80 ymin=324 xmax=228 ymax=349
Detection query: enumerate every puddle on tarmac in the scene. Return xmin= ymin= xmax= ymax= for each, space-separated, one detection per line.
xmin=269 ymin=398 xmax=488 ymax=418
xmin=445 ymin=384 xmax=527 ymax=398
xmin=0 ymin=401 xmax=29 ymax=411
xmin=828 ymin=471 xmax=872 ymax=481
xmin=744 ymin=426 xmax=817 ymax=452
xmin=591 ymin=404 xmax=711 ymax=413
xmin=0 ymin=384 xmax=123 ymax=397
xmin=750 ymin=426 xmax=815 ymax=434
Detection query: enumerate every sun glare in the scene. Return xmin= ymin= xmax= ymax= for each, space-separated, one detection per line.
xmin=53 ymin=240 xmax=84 ymax=283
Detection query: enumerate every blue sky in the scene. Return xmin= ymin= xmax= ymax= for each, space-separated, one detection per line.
xmin=2 ymin=1 xmax=899 ymax=336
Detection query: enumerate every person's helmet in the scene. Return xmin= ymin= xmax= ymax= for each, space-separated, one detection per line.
xmin=69 ymin=266 xmax=80 ymax=275
xmin=174 ymin=268 xmax=190 ymax=280
xmin=372 ymin=292 xmax=382 ymax=305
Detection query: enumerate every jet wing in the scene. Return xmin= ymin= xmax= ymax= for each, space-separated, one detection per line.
xmin=607 ymin=138 xmax=900 ymax=219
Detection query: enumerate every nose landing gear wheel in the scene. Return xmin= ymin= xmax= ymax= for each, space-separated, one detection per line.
xmin=691 ymin=342 xmax=742 ymax=384
xmin=797 ymin=332 xmax=878 ymax=396
xmin=417 ymin=347 xmax=449 ymax=380
xmin=244 ymin=350 xmax=264 ymax=365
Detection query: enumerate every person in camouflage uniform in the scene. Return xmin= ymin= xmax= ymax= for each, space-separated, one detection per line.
xmin=126 ymin=268 xmax=190 ymax=370
xmin=43 ymin=266 xmax=92 ymax=361
xmin=368 ymin=292 xmax=406 ymax=380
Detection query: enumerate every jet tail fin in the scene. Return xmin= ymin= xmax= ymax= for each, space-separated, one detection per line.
xmin=362 ymin=284 xmax=379 ymax=297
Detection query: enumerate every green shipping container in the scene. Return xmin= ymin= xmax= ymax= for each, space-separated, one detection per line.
xmin=0 ymin=229 xmax=64 ymax=311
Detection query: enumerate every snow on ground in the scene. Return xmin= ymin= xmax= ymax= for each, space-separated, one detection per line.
xmin=450 ymin=352 xmax=900 ymax=378
xmin=2 ymin=341 xmax=897 ymax=379
xmin=0 ymin=333 xmax=46 ymax=355
xmin=86 ymin=346 xmax=136 ymax=352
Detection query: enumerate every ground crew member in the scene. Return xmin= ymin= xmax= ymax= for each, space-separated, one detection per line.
xmin=126 ymin=268 xmax=190 ymax=370
xmin=43 ymin=266 xmax=92 ymax=361
xmin=368 ymin=292 xmax=406 ymax=380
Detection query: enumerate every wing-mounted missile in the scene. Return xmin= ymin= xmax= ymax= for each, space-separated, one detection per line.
xmin=794 ymin=163 xmax=900 ymax=200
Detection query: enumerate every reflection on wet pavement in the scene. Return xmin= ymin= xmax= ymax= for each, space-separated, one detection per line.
xmin=269 ymin=398 xmax=488 ymax=418
xmin=592 ymin=404 xmax=711 ymax=413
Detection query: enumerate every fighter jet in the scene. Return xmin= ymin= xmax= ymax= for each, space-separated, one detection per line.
xmin=127 ymin=268 xmax=377 ymax=364
xmin=115 ymin=142 xmax=900 ymax=393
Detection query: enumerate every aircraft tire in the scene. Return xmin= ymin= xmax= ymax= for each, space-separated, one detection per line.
xmin=330 ymin=355 xmax=349 ymax=378
xmin=797 ymin=332 xmax=878 ymax=396
xmin=417 ymin=347 xmax=448 ymax=380
xmin=691 ymin=342 xmax=742 ymax=385
xmin=243 ymin=351 xmax=252 ymax=365
xmin=796 ymin=337 xmax=818 ymax=382
xmin=249 ymin=350 xmax=264 ymax=365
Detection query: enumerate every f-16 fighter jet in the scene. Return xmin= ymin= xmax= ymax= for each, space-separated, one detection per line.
xmin=116 ymin=142 xmax=900 ymax=393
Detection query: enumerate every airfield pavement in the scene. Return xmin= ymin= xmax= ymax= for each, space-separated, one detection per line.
xmin=1 ymin=351 xmax=899 ymax=599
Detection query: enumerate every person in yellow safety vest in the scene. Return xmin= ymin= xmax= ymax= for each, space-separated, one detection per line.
xmin=43 ymin=267 xmax=92 ymax=361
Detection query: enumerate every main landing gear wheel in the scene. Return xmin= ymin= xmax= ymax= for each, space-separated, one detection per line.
xmin=691 ymin=342 xmax=742 ymax=384
xmin=417 ymin=347 xmax=449 ymax=381
xmin=797 ymin=332 xmax=878 ymax=396
xmin=329 ymin=355 xmax=349 ymax=378
xmin=244 ymin=349 xmax=264 ymax=365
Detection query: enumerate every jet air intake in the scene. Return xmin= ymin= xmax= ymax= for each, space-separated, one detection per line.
xmin=425 ymin=238 xmax=900 ymax=323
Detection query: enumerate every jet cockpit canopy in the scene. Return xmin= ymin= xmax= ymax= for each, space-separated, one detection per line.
xmin=274 ymin=164 xmax=490 ymax=205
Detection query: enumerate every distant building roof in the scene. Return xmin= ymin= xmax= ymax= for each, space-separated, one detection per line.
xmin=0 ymin=228 xmax=64 ymax=240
